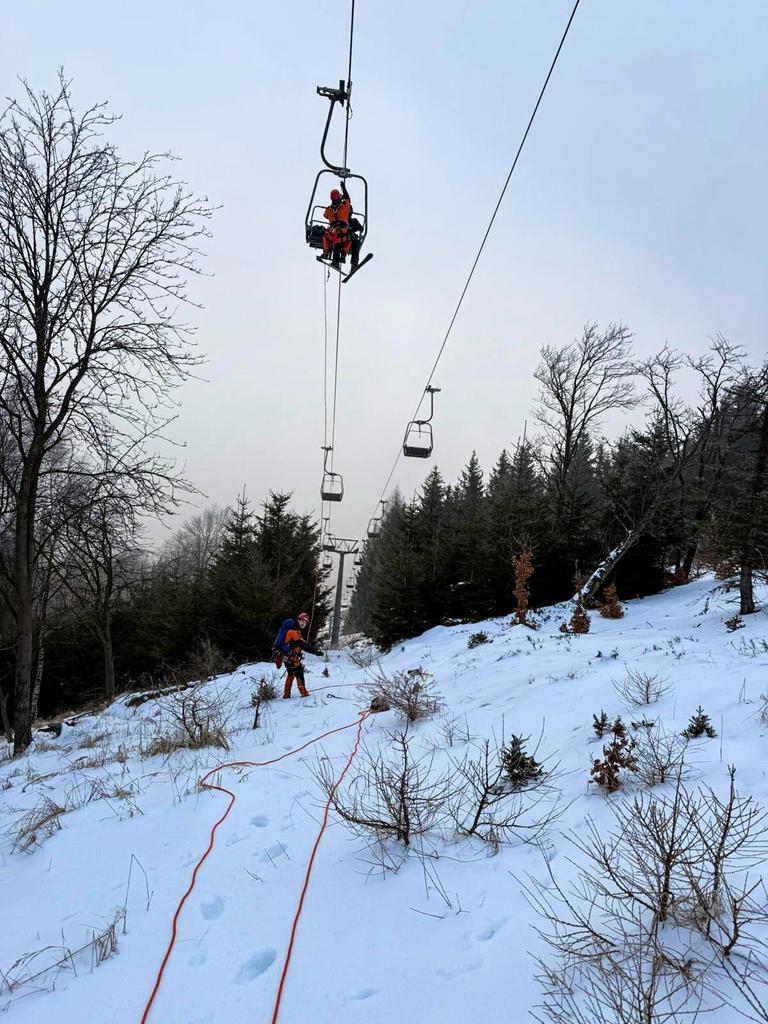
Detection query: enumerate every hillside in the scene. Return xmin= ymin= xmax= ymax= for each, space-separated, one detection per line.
xmin=2 ymin=577 xmax=768 ymax=1023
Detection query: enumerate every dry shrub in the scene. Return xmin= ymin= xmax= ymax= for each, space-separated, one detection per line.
xmin=348 ymin=643 xmax=378 ymax=669
xmin=183 ymin=636 xmax=234 ymax=683
xmin=598 ymin=582 xmax=624 ymax=619
xmin=450 ymin=736 xmax=560 ymax=849
xmin=512 ymin=551 xmax=535 ymax=625
xmin=528 ymin=768 xmax=768 ymax=1024
xmin=317 ymin=729 xmax=450 ymax=857
xmin=142 ymin=683 xmax=235 ymax=757
xmin=363 ymin=668 xmax=444 ymax=723
xmin=8 ymin=797 xmax=67 ymax=852
xmin=1 ymin=908 xmax=126 ymax=997
xmin=631 ymin=728 xmax=688 ymax=787
xmin=613 ymin=666 xmax=671 ymax=708
xmin=251 ymin=675 xmax=278 ymax=728
xmin=437 ymin=715 xmax=471 ymax=748
xmin=78 ymin=730 xmax=111 ymax=751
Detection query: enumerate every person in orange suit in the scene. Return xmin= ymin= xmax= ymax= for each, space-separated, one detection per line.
xmin=282 ymin=611 xmax=321 ymax=698
xmin=322 ymin=183 xmax=353 ymax=268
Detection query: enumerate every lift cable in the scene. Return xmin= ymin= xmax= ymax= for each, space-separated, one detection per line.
xmin=326 ymin=0 xmax=356 ymax=477
xmin=343 ymin=0 xmax=356 ymax=174
xmin=357 ymin=0 xmax=582 ymax=545
xmin=313 ymin=0 xmax=358 ymax=624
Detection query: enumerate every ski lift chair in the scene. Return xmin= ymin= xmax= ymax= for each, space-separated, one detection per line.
xmin=305 ymin=170 xmax=368 ymax=262
xmin=320 ymin=446 xmax=343 ymax=503
xmin=403 ymin=421 xmax=433 ymax=458
xmin=403 ymin=386 xmax=441 ymax=459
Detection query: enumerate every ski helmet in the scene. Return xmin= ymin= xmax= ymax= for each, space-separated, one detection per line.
xmin=297 ymin=611 xmax=310 ymax=626
xmin=330 ymin=189 xmax=341 ymax=202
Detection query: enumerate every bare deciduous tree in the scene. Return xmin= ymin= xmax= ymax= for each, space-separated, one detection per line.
xmin=57 ymin=481 xmax=143 ymax=701
xmin=0 ymin=77 xmax=212 ymax=752
xmin=535 ymin=322 xmax=636 ymax=519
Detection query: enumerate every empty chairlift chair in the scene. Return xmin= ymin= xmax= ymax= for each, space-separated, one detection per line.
xmin=403 ymin=386 xmax=441 ymax=459
xmin=320 ymin=446 xmax=344 ymax=503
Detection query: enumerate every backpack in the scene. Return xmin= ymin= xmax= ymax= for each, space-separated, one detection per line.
xmin=273 ymin=618 xmax=296 ymax=655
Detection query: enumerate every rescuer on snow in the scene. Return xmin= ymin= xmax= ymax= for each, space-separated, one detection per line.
xmin=273 ymin=611 xmax=321 ymax=698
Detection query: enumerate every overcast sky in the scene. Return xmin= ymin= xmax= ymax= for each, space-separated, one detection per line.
xmin=4 ymin=1 xmax=768 ymax=552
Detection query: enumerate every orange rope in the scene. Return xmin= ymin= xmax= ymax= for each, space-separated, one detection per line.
xmin=139 ymin=710 xmax=371 ymax=1023
xmin=270 ymin=710 xmax=368 ymax=1022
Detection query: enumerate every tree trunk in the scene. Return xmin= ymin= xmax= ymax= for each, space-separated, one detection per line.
xmin=580 ymin=531 xmax=640 ymax=606
xmin=739 ymin=401 xmax=768 ymax=616
xmin=13 ymin=462 xmax=38 ymax=755
xmin=103 ymin=617 xmax=116 ymax=702
xmin=681 ymin=543 xmax=697 ymax=580
xmin=31 ymin=639 xmax=45 ymax=724
xmin=0 ymin=685 xmax=12 ymax=743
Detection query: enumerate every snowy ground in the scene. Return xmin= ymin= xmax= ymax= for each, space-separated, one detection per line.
xmin=1 ymin=577 xmax=768 ymax=1023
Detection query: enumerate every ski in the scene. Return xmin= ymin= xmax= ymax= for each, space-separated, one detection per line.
xmin=342 ymin=253 xmax=373 ymax=283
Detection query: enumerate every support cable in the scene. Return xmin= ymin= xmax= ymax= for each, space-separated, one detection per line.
xmin=358 ymin=0 xmax=582 ymax=543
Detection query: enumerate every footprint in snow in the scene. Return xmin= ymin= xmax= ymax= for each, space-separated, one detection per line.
xmin=258 ymin=843 xmax=289 ymax=863
xmin=234 ymin=949 xmax=277 ymax=983
xmin=349 ymin=988 xmax=378 ymax=1001
xmin=477 ymin=917 xmax=509 ymax=942
xmin=251 ymin=814 xmax=269 ymax=828
xmin=200 ymin=895 xmax=225 ymax=921
xmin=188 ymin=951 xmax=207 ymax=967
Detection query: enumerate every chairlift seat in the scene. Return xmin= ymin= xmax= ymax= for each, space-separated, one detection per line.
xmin=321 ymin=470 xmax=344 ymax=502
xmin=403 ymin=421 xmax=433 ymax=459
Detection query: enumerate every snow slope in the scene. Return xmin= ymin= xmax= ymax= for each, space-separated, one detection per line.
xmin=1 ymin=578 xmax=767 ymax=1023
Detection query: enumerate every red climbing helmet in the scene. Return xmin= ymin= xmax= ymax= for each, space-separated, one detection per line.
xmin=330 ymin=189 xmax=341 ymax=202
xmin=297 ymin=611 xmax=310 ymax=627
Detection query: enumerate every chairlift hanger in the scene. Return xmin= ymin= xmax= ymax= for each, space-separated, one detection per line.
xmin=304 ymin=74 xmax=373 ymax=282
xmin=403 ymin=386 xmax=441 ymax=459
